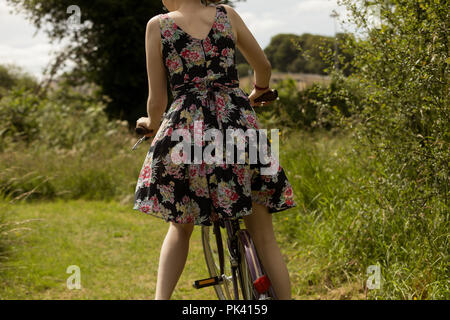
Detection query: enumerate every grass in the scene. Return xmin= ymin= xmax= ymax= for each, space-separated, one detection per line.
xmin=0 ymin=198 xmax=361 ymax=300
xmin=0 ymin=199 xmax=217 ymax=299
xmin=0 ymin=129 xmax=446 ymax=299
xmin=0 ymin=130 xmax=366 ymax=300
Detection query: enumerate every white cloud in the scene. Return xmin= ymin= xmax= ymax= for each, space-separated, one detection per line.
xmin=0 ymin=43 xmax=52 ymax=78
xmin=294 ymin=0 xmax=337 ymax=15
xmin=240 ymin=11 xmax=285 ymax=34
xmin=0 ymin=0 xmax=349 ymax=80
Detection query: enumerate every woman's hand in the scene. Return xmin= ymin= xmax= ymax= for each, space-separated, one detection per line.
xmin=248 ymin=88 xmax=274 ymax=107
xmin=136 ymin=117 xmax=157 ymax=137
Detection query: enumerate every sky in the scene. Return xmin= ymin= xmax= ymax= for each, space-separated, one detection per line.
xmin=0 ymin=0 xmax=346 ymax=81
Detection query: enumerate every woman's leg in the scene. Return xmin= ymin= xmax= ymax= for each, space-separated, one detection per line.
xmin=155 ymin=221 xmax=195 ymax=300
xmin=243 ymin=202 xmax=292 ymax=300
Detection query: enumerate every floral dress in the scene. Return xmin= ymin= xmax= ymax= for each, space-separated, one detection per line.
xmin=133 ymin=5 xmax=296 ymax=226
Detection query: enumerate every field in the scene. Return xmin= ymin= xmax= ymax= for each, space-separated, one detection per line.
xmin=0 ymin=131 xmax=370 ymax=300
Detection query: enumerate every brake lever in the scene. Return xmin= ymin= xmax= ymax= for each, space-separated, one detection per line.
xmin=132 ymin=136 xmax=150 ymax=151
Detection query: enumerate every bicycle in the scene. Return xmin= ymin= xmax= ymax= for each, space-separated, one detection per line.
xmin=194 ymin=216 xmax=277 ymax=300
xmin=132 ymin=89 xmax=279 ymax=300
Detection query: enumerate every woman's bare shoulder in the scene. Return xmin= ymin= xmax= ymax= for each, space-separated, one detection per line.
xmin=146 ymin=14 xmax=163 ymax=36
xmin=147 ymin=14 xmax=162 ymax=26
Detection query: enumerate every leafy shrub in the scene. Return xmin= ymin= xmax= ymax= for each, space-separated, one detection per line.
xmin=0 ymin=78 xmax=137 ymax=202
xmin=275 ymin=0 xmax=449 ymax=299
xmin=237 ymin=63 xmax=251 ymax=78
xmin=0 ymin=64 xmax=38 ymax=99
xmin=255 ymin=76 xmax=360 ymax=130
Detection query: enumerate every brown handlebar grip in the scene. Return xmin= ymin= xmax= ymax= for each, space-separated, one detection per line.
xmin=254 ymin=89 xmax=278 ymax=103
xmin=135 ymin=125 xmax=153 ymax=135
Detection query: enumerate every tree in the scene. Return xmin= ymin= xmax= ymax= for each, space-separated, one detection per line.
xmin=263 ymin=33 xmax=353 ymax=75
xmin=6 ymin=0 xmax=242 ymax=126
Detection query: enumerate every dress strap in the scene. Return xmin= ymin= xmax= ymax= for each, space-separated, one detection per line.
xmin=158 ymin=13 xmax=175 ymax=43
xmin=215 ymin=5 xmax=235 ymax=42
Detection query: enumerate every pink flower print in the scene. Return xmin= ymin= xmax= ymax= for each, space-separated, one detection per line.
xmin=181 ymin=48 xmax=191 ymax=59
xmin=182 ymin=195 xmax=190 ymax=204
xmin=221 ymin=48 xmax=229 ymax=57
xmin=198 ymin=163 xmax=207 ymax=177
xmin=190 ymin=51 xmax=201 ymax=61
xmin=189 ymin=166 xmax=198 ymax=178
xmin=195 ymin=187 xmax=207 ymax=197
xmin=167 ymin=58 xmax=181 ymax=73
xmin=211 ymin=190 xmax=219 ymax=207
xmin=223 ymin=186 xmax=238 ymax=201
xmin=284 ymin=185 xmax=293 ymax=197
xmin=204 ymin=38 xmax=217 ymax=56
xmin=233 ymin=166 xmax=246 ymax=185
xmin=216 ymin=96 xmax=225 ymax=108
xmin=204 ymin=38 xmax=212 ymax=51
xmin=163 ymin=29 xmax=173 ymax=38
xmin=150 ymin=196 xmax=160 ymax=211
xmin=143 ymin=166 xmax=152 ymax=179
xmin=216 ymin=22 xmax=225 ymax=32
xmin=140 ymin=204 xmax=150 ymax=213
xmin=246 ymin=114 xmax=256 ymax=127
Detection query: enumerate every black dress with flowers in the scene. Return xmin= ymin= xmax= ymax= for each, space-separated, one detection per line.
xmin=133 ymin=4 xmax=296 ymax=226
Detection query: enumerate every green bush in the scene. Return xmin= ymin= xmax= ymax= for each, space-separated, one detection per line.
xmin=0 ymin=64 xmax=38 ymax=99
xmin=0 ymin=78 xmax=138 ymax=202
xmin=237 ymin=63 xmax=251 ymax=78
xmin=273 ymin=0 xmax=449 ymax=299
xmin=255 ymin=76 xmax=359 ymax=130
xmin=270 ymin=0 xmax=449 ymax=299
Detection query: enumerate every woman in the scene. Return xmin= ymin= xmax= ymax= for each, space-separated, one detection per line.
xmin=134 ymin=0 xmax=296 ymax=300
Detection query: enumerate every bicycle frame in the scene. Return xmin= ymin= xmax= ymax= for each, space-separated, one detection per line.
xmin=223 ymin=219 xmax=242 ymax=300
xmin=197 ymin=217 xmax=277 ymax=300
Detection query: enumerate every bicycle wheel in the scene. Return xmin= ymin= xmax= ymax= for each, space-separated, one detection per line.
xmin=201 ymin=223 xmax=233 ymax=300
xmin=236 ymin=231 xmax=256 ymax=299
xmin=236 ymin=230 xmax=274 ymax=300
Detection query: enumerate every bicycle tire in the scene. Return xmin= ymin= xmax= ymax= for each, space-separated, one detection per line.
xmin=201 ymin=225 xmax=233 ymax=300
xmin=236 ymin=230 xmax=257 ymax=299
xmin=236 ymin=230 xmax=276 ymax=300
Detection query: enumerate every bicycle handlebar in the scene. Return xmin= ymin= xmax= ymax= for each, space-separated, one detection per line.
xmin=135 ymin=125 xmax=153 ymax=136
xmin=253 ymin=89 xmax=279 ymax=103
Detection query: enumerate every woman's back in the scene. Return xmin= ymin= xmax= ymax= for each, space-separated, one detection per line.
xmin=158 ymin=4 xmax=243 ymax=105
xmin=134 ymin=2 xmax=296 ymax=226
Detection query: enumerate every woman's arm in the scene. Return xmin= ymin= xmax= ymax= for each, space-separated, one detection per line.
xmin=222 ymin=5 xmax=272 ymax=106
xmin=138 ymin=16 xmax=168 ymax=135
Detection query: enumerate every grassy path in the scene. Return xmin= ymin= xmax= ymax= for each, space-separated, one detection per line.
xmin=0 ymin=199 xmax=364 ymax=300
xmin=1 ymin=199 xmax=216 ymax=299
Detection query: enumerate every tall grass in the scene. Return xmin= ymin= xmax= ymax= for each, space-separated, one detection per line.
xmin=0 ymin=75 xmax=447 ymax=299
xmin=274 ymin=130 xmax=449 ymax=299
xmin=0 ymin=84 xmax=146 ymax=204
